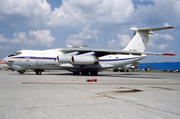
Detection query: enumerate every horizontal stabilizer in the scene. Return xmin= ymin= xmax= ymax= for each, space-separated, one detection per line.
xmin=130 ymin=26 xmax=174 ymax=32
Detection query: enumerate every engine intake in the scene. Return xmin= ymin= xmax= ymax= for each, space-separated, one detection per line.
xmin=71 ymin=56 xmax=99 ymax=64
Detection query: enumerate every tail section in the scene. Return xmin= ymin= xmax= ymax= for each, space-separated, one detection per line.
xmin=123 ymin=26 xmax=174 ymax=52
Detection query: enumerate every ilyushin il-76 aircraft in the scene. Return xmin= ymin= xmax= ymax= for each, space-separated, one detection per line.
xmin=3 ymin=26 xmax=175 ymax=75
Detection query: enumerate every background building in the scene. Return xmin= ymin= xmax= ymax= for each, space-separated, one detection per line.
xmin=138 ymin=62 xmax=180 ymax=71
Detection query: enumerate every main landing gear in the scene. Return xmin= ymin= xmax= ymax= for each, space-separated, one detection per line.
xmin=73 ymin=72 xmax=80 ymax=75
xmin=90 ymin=71 xmax=98 ymax=76
xmin=73 ymin=71 xmax=98 ymax=76
xmin=34 ymin=70 xmax=44 ymax=75
xmin=18 ymin=70 xmax=26 ymax=74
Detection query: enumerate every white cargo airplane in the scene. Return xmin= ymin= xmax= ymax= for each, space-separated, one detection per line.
xmin=2 ymin=26 xmax=175 ymax=75
xmin=0 ymin=61 xmax=11 ymax=69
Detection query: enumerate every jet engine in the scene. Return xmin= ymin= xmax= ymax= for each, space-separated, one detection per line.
xmin=71 ymin=56 xmax=99 ymax=64
xmin=57 ymin=55 xmax=72 ymax=63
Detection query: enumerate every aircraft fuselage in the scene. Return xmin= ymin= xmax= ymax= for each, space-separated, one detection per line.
xmin=3 ymin=49 xmax=146 ymax=75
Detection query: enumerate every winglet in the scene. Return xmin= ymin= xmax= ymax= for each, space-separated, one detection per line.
xmin=162 ymin=53 xmax=176 ymax=56
xmin=166 ymin=26 xmax=174 ymax=29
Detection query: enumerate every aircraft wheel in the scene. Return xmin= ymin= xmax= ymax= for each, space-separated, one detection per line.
xmin=81 ymin=71 xmax=89 ymax=75
xmin=36 ymin=71 xmax=42 ymax=75
xmin=90 ymin=71 xmax=98 ymax=76
xmin=19 ymin=70 xmax=25 ymax=74
xmin=73 ymin=72 xmax=80 ymax=75
xmin=113 ymin=69 xmax=118 ymax=72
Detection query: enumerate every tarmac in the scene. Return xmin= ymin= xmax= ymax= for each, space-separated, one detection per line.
xmin=0 ymin=70 xmax=180 ymax=119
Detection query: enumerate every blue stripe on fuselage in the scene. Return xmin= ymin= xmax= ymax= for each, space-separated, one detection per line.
xmin=10 ymin=56 xmax=144 ymax=62
xmin=9 ymin=56 xmax=56 ymax=60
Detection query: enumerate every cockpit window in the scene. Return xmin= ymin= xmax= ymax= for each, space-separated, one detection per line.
xmin=8 ymin=51 xmax=22 ymax=57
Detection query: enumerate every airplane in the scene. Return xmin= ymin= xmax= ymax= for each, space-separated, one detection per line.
xmin=0 ymin=60 xmax=11 ymax=69
xmin=113 ymin=62 xmax=139 ymax=72
xmin=2 ymin=26 xmax=176 ymax=75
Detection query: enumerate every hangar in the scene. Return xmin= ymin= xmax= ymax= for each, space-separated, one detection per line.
xmin=137 ymin=62 xmax=180 ymax=71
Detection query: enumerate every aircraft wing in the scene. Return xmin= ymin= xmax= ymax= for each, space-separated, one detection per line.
xmin=59 ymin=48 xmax=176 ymax=57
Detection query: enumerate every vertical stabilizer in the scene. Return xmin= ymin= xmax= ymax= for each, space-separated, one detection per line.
xmin=123 ymin=26 xmax=174 ymax=52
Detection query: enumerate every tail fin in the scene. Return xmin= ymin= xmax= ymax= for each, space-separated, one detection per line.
xmin=123 ymin=26 xmax=174 ymax=52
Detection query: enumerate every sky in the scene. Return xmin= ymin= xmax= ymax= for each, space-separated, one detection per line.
xmin=0 ymin=0 xmax=180 ymax=62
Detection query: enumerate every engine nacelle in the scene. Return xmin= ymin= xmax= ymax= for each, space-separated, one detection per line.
xmin=57 ymin=55 xmax=72 ymax=63
xmin=71 ymin=56 xmax=99 ymax=64
xmin=121 ymin=66 xmax=131 ymax=70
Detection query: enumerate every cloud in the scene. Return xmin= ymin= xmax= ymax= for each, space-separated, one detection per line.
xmin=11 ymin=32 xmax=27 ymax=44
xmin=134 ymin=0 xmax=180 ymax=26
xmin=0 ymin=0 xmax=135 ymax=33
xmin=164 ymin=23 xmax=171 ymax=27
xmin=147 ymin=33 xmax=173 ymax=51
xmin=0 ymin=34 xmax=9 ymax=42
xmin=1 ymin=0 xmax=179 ymax=30
xmin=0 ymin=45 xmax=10 ymax=50
xmin=158 ymin=43 xmax=169 ymax=50
xmin=1 ymin=30 xmax=55 ymax=47
xmin=42 ymin=0 xmax=135 ymax=28
xmin=108 ymin=39 xmax=117 ymax=48
xmin=0 ymin=0 xmax=51 ymax=28
xmin=108 ymin=34 xmax=131 ymax=49
xmin=148 ymin=42 xmax=169 ymax=50
xmin=151 ymin=33 xmax=174 ymax=41
xmin=66 ymin=25 xmax=99 ymax=46
xmin=117 ymin=34 xmax=131 ymax=47
xmin=28 ymin=30 xmax=55 ymax=46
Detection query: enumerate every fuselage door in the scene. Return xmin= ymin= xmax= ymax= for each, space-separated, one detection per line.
xmin=36 ymin=57 xmax=42 ymax=66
